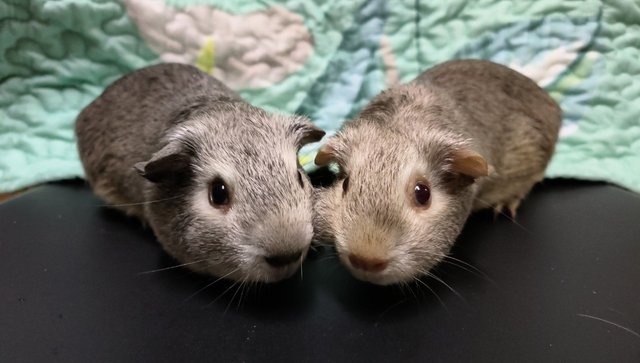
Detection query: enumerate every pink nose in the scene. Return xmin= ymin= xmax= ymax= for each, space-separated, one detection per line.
xmin=348 ymin=254 xmax=388 ymax=272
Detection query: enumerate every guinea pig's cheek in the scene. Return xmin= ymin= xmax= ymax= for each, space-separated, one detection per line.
xmin=414 ymin=187 xmax=450 ymax=217
xmin=231 ymin=246 xmax=265 ymax=280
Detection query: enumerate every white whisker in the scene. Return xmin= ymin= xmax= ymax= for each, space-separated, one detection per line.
xmin=100 ymin=194 xmax=185 ymax=207
xmin=227 ymin=277 xmax=247 ymax=313
xmin=413 ymin=277 xmax=447 ymax=310
xmin=443 ymin=255 xmax=487 ymax=276
xmin=299 ymin=254 xmax=304 ymax=281
xmin=184 ymin=268 xmax=239 ymax=302
xmin=577 ymin=313 xmax=640 ymax=339
xmin=209 ymin=280 xmax=241 ymax=307
xmin=437 ymin=254 xmax=497 ymax=285
xmin=475 ymin=197 xmax=532 ymax=234
xmin=311 ymin=242 xmax=334 ymax=248
xmin=374 ymin=298 xmax=407 ymax=327
xmin=236 ymin=279 xmax=250 ymax=310
xmin=403 ymin=281 xmax=419 ymax=301
xmin=421 ymin=269 xmax=465 ymax=302
xmin=138 ymin=259 xmax=207 ymax=275
xmin=316 ymin=255 xmax=338 ymax=263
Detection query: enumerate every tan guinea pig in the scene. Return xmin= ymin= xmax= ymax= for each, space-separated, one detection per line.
xmin=313 ymin=59 xmax=562 ymax=285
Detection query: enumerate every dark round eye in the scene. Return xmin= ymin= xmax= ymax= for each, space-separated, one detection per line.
xmin=209 ymin=178 xmax=230 ymax=207
xmin=297 ymin=170 xmax=305 ymax=188
xmin=342 ymin=177 xmax=350 ymax=194
xmin=414 ymin=183 xmax=431 ymax=206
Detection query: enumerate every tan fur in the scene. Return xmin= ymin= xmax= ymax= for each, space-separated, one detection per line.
xmin=314 ymin=59 xmax=562 ymax=285
xmin=451 ymin=149 xmax=489 ymax=178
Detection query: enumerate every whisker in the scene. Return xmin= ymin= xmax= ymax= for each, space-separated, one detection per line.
xmin=374 ymin=298 xmax=407 ymax=327
xmin=227 ymin=278 xmax=247 ymax=313
xmin=299 ymin=254 xmax=304 ymax=281
xmin=421 ymin=269 xmax=465 ymax=302
xmin=316 ymin=255 xmax=339 ymax=263
xmin=317 ymin=251 xmax=338 ymax=257
xmin=138 ymin=259 xmax=207 ymax=275
xmin=209 ymin=280 xmax=241 ymax=307
xmin=441 ymin=255 xmax=488 ymax=277
xmin=183 ymin=268 xmax=239 ymax=302
xmin=577 ymin=313 xmax=640 ymax=339
xmin=406 ymin=281 xmax=418 ymax=301
xmin=413 ymin=277 xmax=447 ymax=311
xmin=418 ymin=249 xmax=498 ymax=287
xmin=238 ymin=278 xmax=253 ymax=310
xmin=248 ymin=280 xmax=257 ymax=301
xmin=438 ymin=255 xmax=497 ymax=285
xmin=475 ymin=197 xmax=532 ymax=234
xmin=393 ymin=282 xmax=403 ymax=296
xmin=440 ymin=259 xmax=481 ymax=276
xmin=99 ymin=194 xmax=186 ymax=208
xmin=236 ymin=281 xmax=247 ymax=311
xmin=311 ymin=241 xmax=335 ymax=249
xmin=256 ymin=280 xmax=263 ymax=296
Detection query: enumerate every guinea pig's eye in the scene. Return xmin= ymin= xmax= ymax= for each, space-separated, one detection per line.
xmin=414 ymin=182 xmax=431 ymax=207
xmin=342 ymin=177 xmax=350 ymax=195
xmin=209 ymin=178 xmax=230 ymax=207
xmin=297 ymin=170 xmax=305 ymax=188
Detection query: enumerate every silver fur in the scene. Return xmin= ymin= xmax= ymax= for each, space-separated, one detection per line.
xmin=76 ymin=63 xmax=324 ymax=282
xmin=314 ymin=59 xmax=562 ymax=285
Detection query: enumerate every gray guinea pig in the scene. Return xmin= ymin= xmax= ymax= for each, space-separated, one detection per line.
xmin=76 ymin=63 xmax=325 ymax=282
xmin=314 ymin=59 xmax=561 ymax=285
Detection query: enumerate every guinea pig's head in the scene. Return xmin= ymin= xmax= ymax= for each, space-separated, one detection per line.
xmin=314 ymin=120 xmax=488 ymax=285
xmin=135 ymin=100 xmax=325 ymax=283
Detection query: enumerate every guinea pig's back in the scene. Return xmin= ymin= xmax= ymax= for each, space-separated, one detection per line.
xmin=75 ymin=63 xmax=238 ymax=214
xmin=415 ymin=59 xmax=562 ymax=209
xmin=416 ymin=59 xmax=561 ymax=155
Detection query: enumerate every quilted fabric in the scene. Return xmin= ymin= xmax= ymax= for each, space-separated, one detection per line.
xmin=1 ymin=0 xmax=639 ymax=192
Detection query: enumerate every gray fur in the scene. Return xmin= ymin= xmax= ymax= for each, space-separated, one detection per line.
xmin=315 ymin=59 xmax=562 ymax=285
xmin=76 ymin=63 xmax=324 ymax=282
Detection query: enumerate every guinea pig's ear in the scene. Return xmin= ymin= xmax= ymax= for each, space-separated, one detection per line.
xmin=314 ymin=143 xmax=337 ymax=166
xmin=289 ymin=117 xmax=326 ymax=148
xmin=134 ymin=142 xmax=191 ymax=183
xmin=449 ymin=148 xmax=489 ymax=179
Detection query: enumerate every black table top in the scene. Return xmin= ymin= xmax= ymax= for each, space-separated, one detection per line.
xmin=1 ymin=179 xmax=639 ymax=362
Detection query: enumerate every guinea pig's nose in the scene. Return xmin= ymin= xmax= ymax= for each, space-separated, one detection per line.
xmin=264 ymin=251 xmax=303 ymax=268
xmin=348 ymin=254 xmax=388 ymax=273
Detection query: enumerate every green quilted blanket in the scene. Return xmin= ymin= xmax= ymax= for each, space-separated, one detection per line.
xmin=1 ymin=0 xmax=639 ymax=192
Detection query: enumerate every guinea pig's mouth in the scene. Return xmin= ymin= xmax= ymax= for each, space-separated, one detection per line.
xmin=196 ymin=259 xmax=302 ymax=283
xmin=338 ymin=254 xmax=416 ymax=286
xmin=236 ymin=248 xmax=308 ymax=283
xmin=259 ymin=262 xmax=302 ymax=283
xmin=348 ymin=268 xmax=406 ymax=286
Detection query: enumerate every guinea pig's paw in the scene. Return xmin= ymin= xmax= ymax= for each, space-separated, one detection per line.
xmin=492 ymin=198 xmax=522 ymax=220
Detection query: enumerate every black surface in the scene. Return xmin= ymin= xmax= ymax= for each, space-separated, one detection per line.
xmin=1 ymin=179 xmax=639 ymax=362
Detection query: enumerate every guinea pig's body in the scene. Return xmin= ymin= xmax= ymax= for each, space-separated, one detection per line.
xmin=314 ymin=59 xmax=562 ymax=285
xmin=76 ymin=63 xmax=324 ymax=282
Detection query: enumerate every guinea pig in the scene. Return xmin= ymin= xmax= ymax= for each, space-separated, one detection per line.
xmin=313 ymin=59 xmax=561 ymax=285
xmin=76 ymin=63 xmax=325 ymax=283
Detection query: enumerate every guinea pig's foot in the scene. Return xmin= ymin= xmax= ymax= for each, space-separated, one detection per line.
xmin=492 ymin=205 xmax=504 ymax=221
xmin=493 ymin=198 xmax=521 ymax=220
